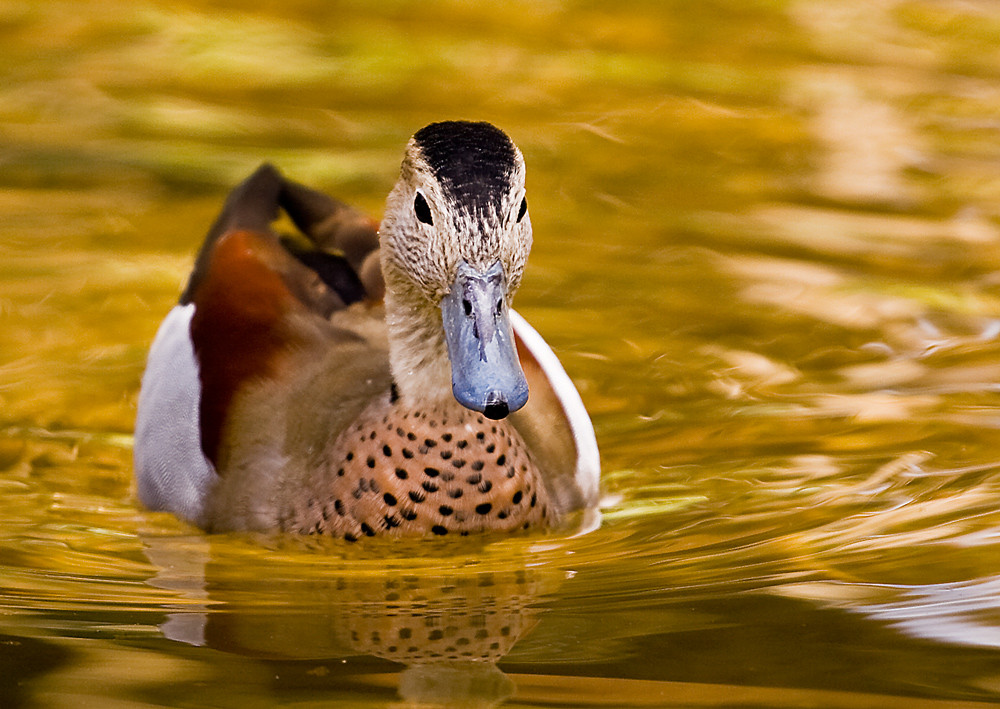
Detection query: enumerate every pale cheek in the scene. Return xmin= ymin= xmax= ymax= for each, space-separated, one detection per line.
xmin=393 ymin=234 xmax=451 ymax=302
xmin=504 ymin=259 xmax=525 ymax=297
xmin=504 ymin=231 xmax=531 ymax=292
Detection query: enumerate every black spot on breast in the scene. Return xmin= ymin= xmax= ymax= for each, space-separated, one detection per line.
xmin=395 ymin=468 xmax=408 ymax=480
xmin=366 ymin=456 xmax=376 ymax=468
xmin=475 ymin=502 xmax=493 ymax=515
xmin=424 ymin=467 xmax=440 ymax=478
xmin=431 ymin=525 xmax=448 ymax=536
xmin=382 ymin=444 xmax=392 ymax=456
xmin=439 ymin=505 xmax=453 ymax=516
xmin=470 ymin=461 xmax=484 ymax=471
xmin=402 ymin=448 xmax=414 ymax=459
xmin=360 ymin=522 xmax=376 ymax=536
xmin=512 ymin=490 xmax=523 ymax=504
xmin=442 ymin=433 xmax=453 ymax=442
xmin=422 ymin=481 xmax=439 ymax=493
xmin=409 ymin=490 xmax=425 ymax=503
xmin=384 ymin=493 xmax=397 ymax=506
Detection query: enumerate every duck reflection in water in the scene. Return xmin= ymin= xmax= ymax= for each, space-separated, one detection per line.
xmin=143 ymin=534 xmax=557 ymax=707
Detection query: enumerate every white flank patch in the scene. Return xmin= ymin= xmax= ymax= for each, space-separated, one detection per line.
xmin=134 ymin=303 xmax=217 ymax=526
xmin=510 ymin=309 xmax=600 ymax=504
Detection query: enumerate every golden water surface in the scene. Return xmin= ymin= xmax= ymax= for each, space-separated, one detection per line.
xmin=5 ymin=1 xmax=1000 ymax=707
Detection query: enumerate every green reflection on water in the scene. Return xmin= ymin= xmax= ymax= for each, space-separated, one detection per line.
xmin=5 ymin=0 xmax=1000 ymax=706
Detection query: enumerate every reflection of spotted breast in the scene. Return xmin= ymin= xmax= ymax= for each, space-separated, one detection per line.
xmin=281 ymin=399 xmax=551 ymax=539
xmin=338 ymin=568 xmax=539 ymax=663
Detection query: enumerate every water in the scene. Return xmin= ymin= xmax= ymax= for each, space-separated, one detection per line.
xmin=5 ymin=0 xmax=1000 ymax=706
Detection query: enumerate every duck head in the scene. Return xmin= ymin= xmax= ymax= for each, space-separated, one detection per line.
xmin=379 ymin=121 xmax=532 ymax=419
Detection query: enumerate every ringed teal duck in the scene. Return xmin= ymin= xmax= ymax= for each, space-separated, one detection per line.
xmin=134 ymin=121 xmax=599 ymax=538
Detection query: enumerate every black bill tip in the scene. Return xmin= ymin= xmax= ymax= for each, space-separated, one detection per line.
xmin=483 ymin=391 xmax=510 ymax=420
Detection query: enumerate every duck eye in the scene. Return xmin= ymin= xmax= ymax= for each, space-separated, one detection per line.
xmin=516 ymin=196 xmax=527 ymax=223
xmin=414 ymin=192 xmax=433 ymax=225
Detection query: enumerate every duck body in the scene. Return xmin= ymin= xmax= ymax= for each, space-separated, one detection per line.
xmin=134 ymin=122 xmax=599 ymax=538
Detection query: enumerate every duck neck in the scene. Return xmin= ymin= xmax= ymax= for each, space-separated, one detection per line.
xmin=383 ymin=284 xmax=454 ymax=407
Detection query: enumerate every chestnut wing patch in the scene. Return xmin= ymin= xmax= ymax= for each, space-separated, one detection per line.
xmin=188 ymin=230 xmax=300 ymax=467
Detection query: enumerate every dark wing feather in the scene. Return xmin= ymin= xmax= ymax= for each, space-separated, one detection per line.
xmin=181 ymin=163 xmax=383 ymax=312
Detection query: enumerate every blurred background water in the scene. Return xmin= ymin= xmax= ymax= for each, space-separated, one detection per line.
xmin=5 ymin=1 xmax=1000 ymax=706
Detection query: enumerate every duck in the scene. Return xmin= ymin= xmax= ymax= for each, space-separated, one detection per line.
xmin=134 ymin=120 xmax=600 ymax=539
